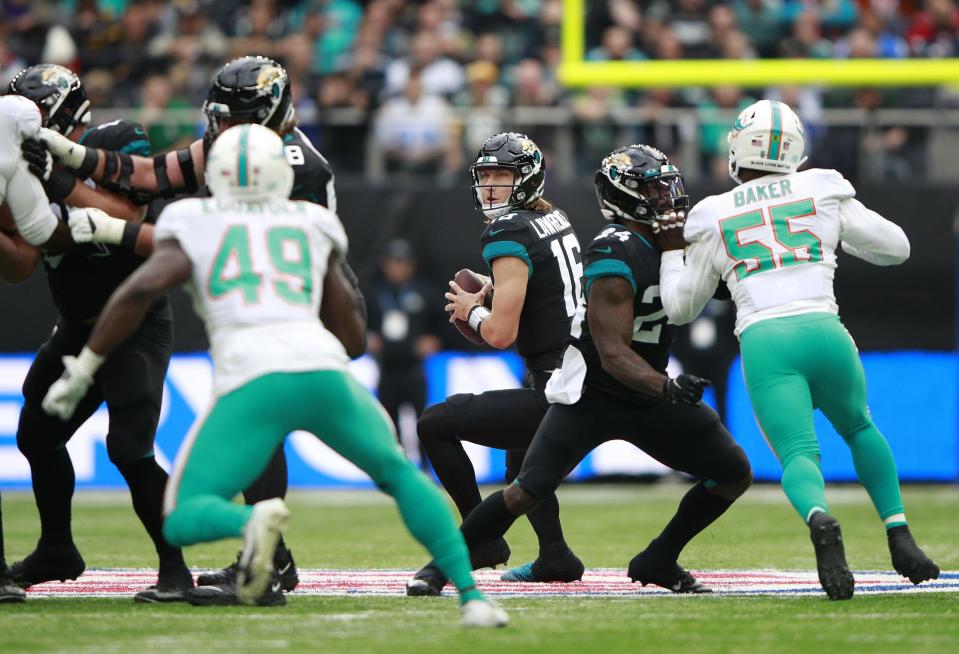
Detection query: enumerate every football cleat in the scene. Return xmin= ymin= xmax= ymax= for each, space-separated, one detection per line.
xmin=0 ymin=574 xmax=26 ymax=603
xmin=501 ymin=551 xmax=585 ymax=583
xmin=627 ymin=548 xmax=712 ymax=594
xmin=405 ymin=563 xmax=448 ymax=597
xmin=236 ymin=498 xmax=290 ymax=606
xmin=197 ymin=545 xmax=299 ymax=592
xmin=809 ymin=512 xmax=855 ymax=600
xmin=887 ymin=525 xmax=940 ymax=585
xmin=134 ymin=566 xmax=194 ymax=603
xmin=10 ymin=542 xmax=85 ymax=588
xmin=186 ymin=575 xmax=286 ymax=607
xmin=461 ymin=598 xmax=509 ymax=628
xmin=470 ymin=538 xmax=511 ymax=570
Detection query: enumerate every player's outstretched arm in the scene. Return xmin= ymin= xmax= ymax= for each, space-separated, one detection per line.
xmin=838 ymin=197 xmax=910 ymax=266
xmin=41 ymin=240 xmax=191 ymax=420
xmin=64 ymin=179 xmax=146 ymax=222
xmin=38 ymin=128 xmax=205 ymax=200
xmin=321 ymin=253 xmax=367 ymax=358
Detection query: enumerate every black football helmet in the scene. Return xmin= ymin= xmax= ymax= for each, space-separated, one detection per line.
xmin=470 ymin=132 xmax=545 ymax=219
xmin=202 ymin=56 xmax=294 ymax=139
xmin=594 ymin=145 xmax=688 ymax=225
xmin=8 ymin=64 xmax=91 ymax=136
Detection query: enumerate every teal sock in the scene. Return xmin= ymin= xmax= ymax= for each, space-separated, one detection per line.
xmin=841 ymin=424 xmax=906 ymax=526
xmin=162 ymin=494 xmax=253 ymax=547
xmin=385 ymin=462 xmax=480 ymax=601
xmin=780 ymin=454 xmax=830 ymax=523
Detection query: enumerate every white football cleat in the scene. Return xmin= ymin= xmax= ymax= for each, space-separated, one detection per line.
xmin=461 ymin=598 xmax=509 ymax=628
xmin=236 ymin=498 xmax=290 ymax=606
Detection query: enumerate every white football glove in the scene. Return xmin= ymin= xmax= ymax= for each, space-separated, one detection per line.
xmin=67 ymin=207 xmax=126 ymax=245
xmin=37 ymin=126 xmax=90 ymax=170
xmin=42 ymin=347 xmax=105 ymax=421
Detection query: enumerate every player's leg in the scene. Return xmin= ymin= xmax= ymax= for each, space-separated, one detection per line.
xmin=418 ymin=381 xmax=578 ymax=575
xmin=292 ymin=370 xmax=503 ymax=622
xmin=810 ymin=316 xmax=938 ymax=584
xmin=98 ymin=308 xmax=193 ymax=601
xmin=12 ymin=324 xmax=104 ymax=587
xmin=740 ymin=315 xmax=854 ymax=599
xmin=162 ymin=375 xmax=293 ymax=606
xmin=0 ymin=492 xmax=26 ymax=602
xmin=623 ymin=401 xmax=752 ymax=593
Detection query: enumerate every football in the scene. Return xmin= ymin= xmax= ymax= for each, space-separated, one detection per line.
xmin=451 ymin=268 xmax=493 ymax=345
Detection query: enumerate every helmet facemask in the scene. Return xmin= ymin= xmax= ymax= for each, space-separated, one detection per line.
xmin=469 ymin=132 xmax=545 ymax=220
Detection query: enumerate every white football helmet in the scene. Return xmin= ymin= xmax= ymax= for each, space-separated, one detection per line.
xmin=205 ymin=123 xmax=293 ymax=202
xmin=727 ymin=99 xmax=806 ymax=184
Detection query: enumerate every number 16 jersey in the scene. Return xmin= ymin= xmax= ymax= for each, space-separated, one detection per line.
xmin=669 ymin=168 xmax=910 ymax=336
xmin=155 ymin=197 xmax=350 ymax=395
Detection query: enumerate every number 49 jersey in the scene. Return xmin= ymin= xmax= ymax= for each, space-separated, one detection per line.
xmin=545 ymin=225 xmax=672 ymax=407
xmin=155 ymin=197 xmax=350 ymax=395
xmin=480 ymin=208 xmax=583 ymax=372
xmin=670 ymin=168 xmax=910 ymax=336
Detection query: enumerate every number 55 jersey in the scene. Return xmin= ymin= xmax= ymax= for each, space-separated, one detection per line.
xmin=154 ymin=197 xmax=349 ymax=395
xmin=661 ymin=168 xmax=910 ymax=337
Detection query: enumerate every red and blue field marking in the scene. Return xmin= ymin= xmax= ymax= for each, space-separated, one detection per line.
xmin=23 ymin=568 xmax=959 ymax=598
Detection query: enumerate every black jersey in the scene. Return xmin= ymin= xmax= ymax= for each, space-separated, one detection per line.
xmin=43 ymin=120 xmax=163 ymax=324
xmin=283 ymin=127 xmax=336 ymax=209
xmin=479 ymin=208 xmax=582 ymax=372
xmin=555 ymin=224 xmax=673 ymax=407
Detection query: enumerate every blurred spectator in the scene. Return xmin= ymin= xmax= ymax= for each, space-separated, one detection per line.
xmin=720 ymin=30 xmax=758 ymax=59
xmin=697 ymin=85 xmax=755 ymax=179
xmin=0 ymin=31 xmax=28 ymax=89
xmin=586 ymin=25 xmax=648 ymax=61
xmin=510 ymin=57 xmax=559 ymax=107
xmin=781 ymin=0 xmax=860 ymax=33
xmin=857 ymin=9 xmax=910 ymax=58
xmin=293 ymin=0 xmax=363 ymax=75
xmin=667 ymin=0 xmax=716 ymax=58
xmin=836 ymin=27 xmax=879 ymax=57
xmin=455 ymin=61 xmax=509 ymax=153
xmin=384 ymin=30 xmax=465 ymax=99
xmin=139 ymin=72 xmax=195 ymax=151
xmin=633 ymin=88 xmax=687 ymax=164
xmin=571 ymin=86 xmax=629 ymax=173
xmin=780 ymin=9 xmax=835 ymax=57
xmin=229 ymin=0 xmax=289 ymax=61
xmin=907 ymin=0 xmax=959 ymax=57
xmin=733 ymin=0 xmax=785 ymax=57
xmin=374 ymin=67 xmax=460 ymax=177
xmin=365 ymin=238 xmax=442 ymax=464
xmin=148 ymin=2 xmax=228 ymax=103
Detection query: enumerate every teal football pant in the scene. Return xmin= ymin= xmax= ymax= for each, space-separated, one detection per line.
xmin=740 ymin=313 xmax=907 ymax=527
xmin=162 ymin=370 xmax=482 ymax=602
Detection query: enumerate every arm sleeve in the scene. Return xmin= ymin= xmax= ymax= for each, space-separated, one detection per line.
xmin=659 ymin=242 xmax=721 ymax=326
xmin=838 ymin=197 xmax=910 ymax=266
xmin=5 ymin=162 xmax=58 ymax=246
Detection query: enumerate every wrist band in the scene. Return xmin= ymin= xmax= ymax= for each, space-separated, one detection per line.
xmin=467 ymin=305 xmax=491 ymax=334
xmin=121 ymin=222 xmax=142 ymax=250
xmin=75 ymin=146 xmax=99 ymax=179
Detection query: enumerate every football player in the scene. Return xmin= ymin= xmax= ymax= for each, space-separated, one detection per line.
xmin=40 ymin=123 xmax=508 ymax=626
xmin=7 ymin=64 xmax=193 ymax=603
xmin=411 ymin=144 xmax=753 ymax=596
xmin=654 ymin=99 xmax=940 ymax=599
xmin=406 ymin=132 xmax=586 ymax=596
xmin=31 ymin=56 xmax=361 ymax=599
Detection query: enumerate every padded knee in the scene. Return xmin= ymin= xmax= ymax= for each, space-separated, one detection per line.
xmin=516 ymin=464 xmax=563 ymax=502
xmin=16 ymin=405 xmax=69 ymax=461
xmin=417 ymin=401 xmax=455 ymax=444
xmin=105 ymin=410 xmax=158 ymax=466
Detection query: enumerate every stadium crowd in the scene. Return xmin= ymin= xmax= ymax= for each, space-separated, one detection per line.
xmin=2 ymin=0 xmax=957 ymax=181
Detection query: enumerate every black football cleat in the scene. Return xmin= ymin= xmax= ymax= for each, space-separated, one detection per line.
xmin=197 ymin=544 xmax=299 ymax=592
xmin=186 ymin=575 xmax=286 ymax=607
xmin=627 ymin=548 xmax=712 ymax=594
xmin=809 ymin=512 xmax=854 ymax=600
xmin=887 ymin=525 xmax=940 ymax=585
xmin=10 ymin=543 xmax=85 ymax=588
xmin=405 ymin=563 xmax=448 ymax=597
xmin=470 ymin=538 xmax=511 ymax=570
xmin=134 ymin=566 xmax=194 ymax=603
xmin=0 ymin=573 xmax=26 ymax=603
xmin=501 ymin=550 xmax=585 ymax=583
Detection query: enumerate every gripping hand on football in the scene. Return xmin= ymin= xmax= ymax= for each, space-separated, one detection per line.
xmin=651 ymin=210 xmax=688 ymax=252
xmin=42 ymin=347 xmax=105 ymax=420
xmin=663 ymin=374 xmax=711 ymax=406
xmin=445 ymin=279 xmax=492 ymax=323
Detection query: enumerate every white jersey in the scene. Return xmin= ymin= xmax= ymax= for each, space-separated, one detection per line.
xmin=155 ymin=197 xmax=351 ymax=395
xmin=659 ymin=168 xmax=910 ymax=337
xmin=0 ymin=95 xmax=58 ymax=245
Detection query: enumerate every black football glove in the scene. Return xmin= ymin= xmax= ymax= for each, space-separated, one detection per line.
xmin=663 ymin=374 xmax=711 ymax=406
xmin=22 ymin=138 xmax=76 ymax=202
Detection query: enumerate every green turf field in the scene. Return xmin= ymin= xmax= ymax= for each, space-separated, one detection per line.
xmin=1 ymin=483 xmax=957 ymax=654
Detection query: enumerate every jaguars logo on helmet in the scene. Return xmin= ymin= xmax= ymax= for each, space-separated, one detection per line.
xmin=470 ymin=132 xmax=545 ymax=220
xmin=594 ymin=145 xmax=688 ymax=225
xmin=202 ymin=56 xmax=295 ymax=141
xmin=9 ymin=64 xmax=91 ymax=136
